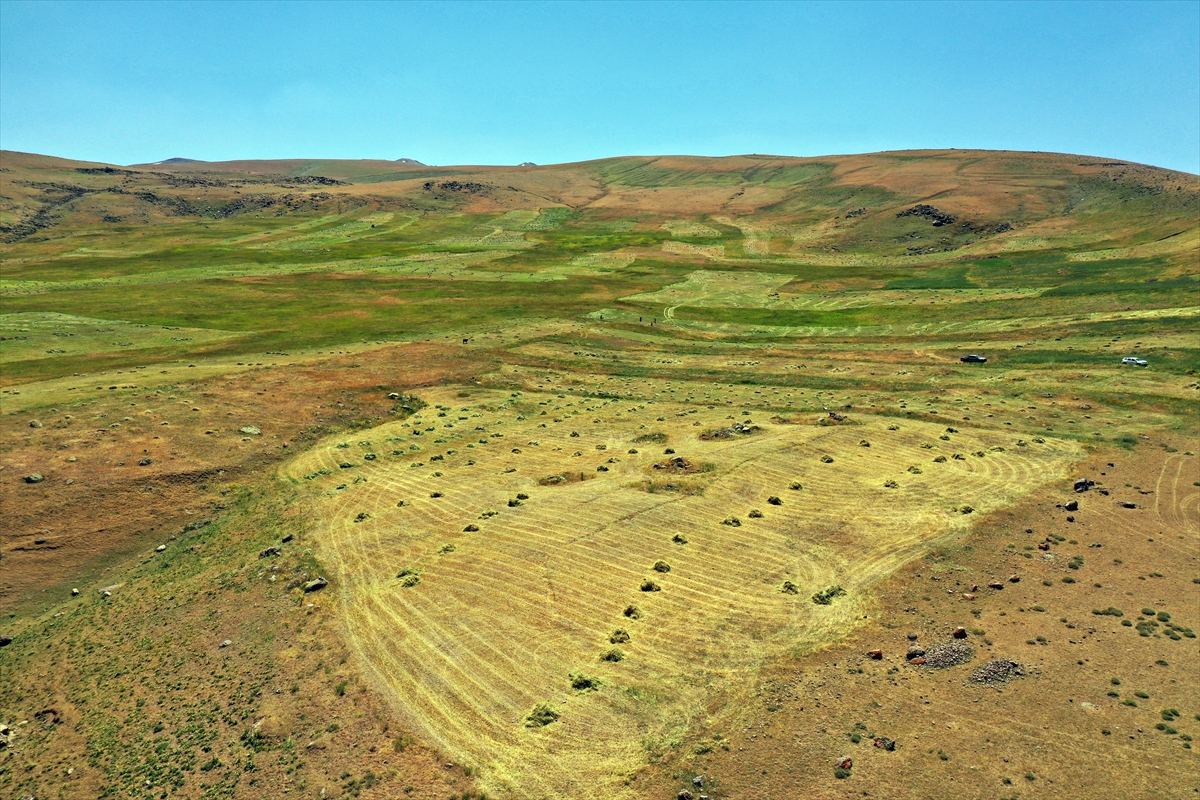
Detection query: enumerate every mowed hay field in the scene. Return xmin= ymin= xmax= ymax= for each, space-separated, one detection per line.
xmin=283 ymin=385 xmax=1078 ymax=797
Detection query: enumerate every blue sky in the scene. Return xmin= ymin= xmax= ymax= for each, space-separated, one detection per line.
xmin=1 ymin=0 xmax=1197 ymax=172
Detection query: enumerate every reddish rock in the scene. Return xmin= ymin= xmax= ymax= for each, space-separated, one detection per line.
xmin=962 ymin=592 xmax=977 ymax=600
xmin=1009 ymin=574 xmax=1021 ymax=583
xmin=837 ymin=757 xmax=853 ymax=770
xmin=868 ymin=649 xmax=883 ymax=659
xmin=952 ymin=626 xmax=968 ymax=638
xmin=910 ymin=657 xmax=927 ymax=665
xmin=988 ymin=580 xmax=1004 ymax=589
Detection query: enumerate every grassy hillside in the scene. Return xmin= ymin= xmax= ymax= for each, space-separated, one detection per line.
xmin=1 ymin=148 xmax=1196 ymax=799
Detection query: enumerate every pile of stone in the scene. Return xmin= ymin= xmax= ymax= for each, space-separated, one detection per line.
xmin=969 ymin=658 xmax=1024 ymax=685
xmin=921 ymin=640 xmax=975 ymax=668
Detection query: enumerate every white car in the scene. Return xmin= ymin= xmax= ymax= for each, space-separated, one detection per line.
xmin=1121 ymin=356 xmax=1148 ymax=366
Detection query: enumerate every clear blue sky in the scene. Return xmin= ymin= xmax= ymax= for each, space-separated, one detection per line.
xmin=2 ymin=0 xmax=1197 ymax=173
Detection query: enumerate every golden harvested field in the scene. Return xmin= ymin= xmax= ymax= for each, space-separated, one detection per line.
xmin=283 ymin=384 xmax=1079 ymax=797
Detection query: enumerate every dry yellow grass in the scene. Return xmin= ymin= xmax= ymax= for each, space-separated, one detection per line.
xmin=283 ymin=386 xmax=1079 ymax=798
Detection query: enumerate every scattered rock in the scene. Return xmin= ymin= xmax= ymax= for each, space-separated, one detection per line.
xmin=1065 ymin=499 xmax=1079 ymax=511
xmin=952 ymin=626 xmax=968 ymax=639
xmin=258 ymin=546 xmax=282 ymax=559
xmin=0 ymin=636 xmax=11 ymax=647
xmin=23 ymin=473 xmax=44 ymax=484
xmin=281 ymin=534 xmax=294 ymax=543
xmin=155 ymin=544 xmax=167 ymax=552
xmin=29 ymin=420 xmax=43 ymax=428
xmin=873 ymin=736 xmax=897 ymax=751
xmin=896 ymin=204 xmax=956 ymax=226
xmin=239 ymin=425 xmax=261 ymax=436
xmin=1118 ymin=501 xmax=1138 ymax=509
xmin=907 ymin=631 xmax=919 ymax=641
xmin=906 ymin=645 xmax=926 ymax=660
xmin=962 ymin=592 xmax=976 ymax=600
xmin=867 ymin=649 xmax=883 ymax=659
xmin=1009 ymin=574 xmax=1021 ymax=583
xmin=219 ymin=639 xmax=232 ymax=648
xmin=970 ymin=658 xmax=1024 ymax=685
xmin=1074 ymin=478 xmax=1094 ymax=493
xmin=303 ymin=577 xmax=329 ymax=593
xmin=988 ymin=580 xmax=1005 ymax=589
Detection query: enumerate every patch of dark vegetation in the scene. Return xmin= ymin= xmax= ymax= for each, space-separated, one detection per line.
xmin=897 ymin=204 xmax=956 ymax=226
xmin=699 ymin=421 xmax=760 ymax=440
xmin=812 ymin=585 xmax=845 ymax=605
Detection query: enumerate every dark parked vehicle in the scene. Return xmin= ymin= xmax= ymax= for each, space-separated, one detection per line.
xmin=960 ymin=354 xmax=988 ymax=363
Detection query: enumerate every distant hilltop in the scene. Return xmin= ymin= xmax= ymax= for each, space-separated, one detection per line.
xmin=150 ymin=157 xmax=202 ymax=165
xmin=395 ymin=158 xmax=425 ymax=165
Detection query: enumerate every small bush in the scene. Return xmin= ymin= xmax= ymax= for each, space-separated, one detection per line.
xmin=1092 ymin=607 xmax=1123 ymax=617
xmin=624 ymin=605 xmax=641 ymax=619
xmin=640 ymin=579 xmax=661 ymax=592
xmin=748 ymin=509 xmax=764 ymax=518
xmin=834 ymin=767 xmax=851 ymax=779
xmin=767 ymin=496 xmax=782 ymax=505
xmin=812 ymin=585 xmax=845 ymax=605
xmin=722 ymin=517 xmax=742 ymax=527
xmin=600 ymin=648 xmax=625 ymax=662
xmin=653 ymin=560 xmax=671 ymax=573
xmin=570 ymin=673 xmax=600 ymax=691
xmin=609 ymin=628 xmax=630 ymax=644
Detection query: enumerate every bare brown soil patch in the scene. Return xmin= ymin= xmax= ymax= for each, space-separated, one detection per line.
xmin=0 ymin=343 xmax=491 ymax=613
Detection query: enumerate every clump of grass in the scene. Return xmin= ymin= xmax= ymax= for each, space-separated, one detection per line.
xmin=624 ymin=605 xmax=641 ymax=619
xmin=600 ymin=647 xmax=625 ymax=662
xmin=884 ymin=480 xmax=899 ymax=488
xmin=570 ymin=673 xmax=601 ymax=691
xmin=1092 ymin=607 xmax=1123 ymax=617
xmin=609 ymin=628 xmax=630 ymax=644
xmin=640 ymin=579 xmax=661 ymax=592
xmin=672 ymin=533 xmax=688 ymax=545
xmin=820 ymin=455 xmax=834 ymax=463
xmin=748 ymin=509 xmax=764 ymax=518
xmin=767 ymin=496 xmax=782 ymax=505
xmin=812 ymin=585 xmax=845 ymax=605
xmin=396 ymin=568 xmax=421 ymax=587
xmin=653 ymin=560 xmax=671 ymax=573
xmin=525 ymin=703 xmax=560 ymax=727
xmin=780 ymin=581 xmax=799 ymax=595
xmin=789 ymin=482 xmax=803 ymax=490
xmin=722 ymin=516 xmax=742 ymax=527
